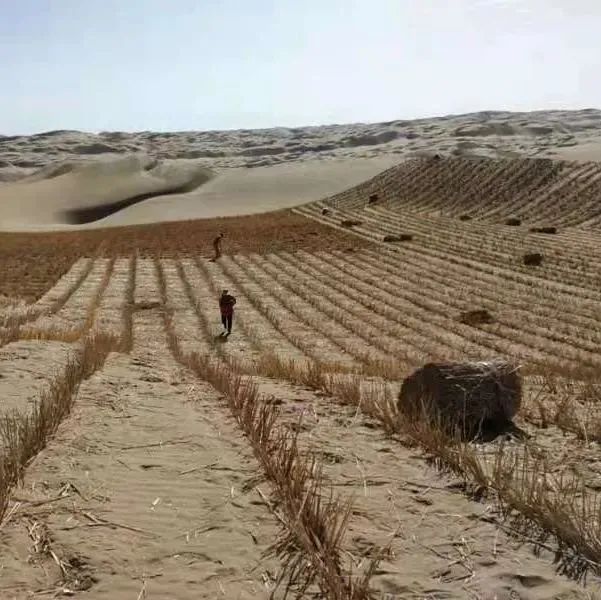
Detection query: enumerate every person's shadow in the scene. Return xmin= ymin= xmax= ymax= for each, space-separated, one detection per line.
xmin=214 ymin=332 xmax=229 ymax=343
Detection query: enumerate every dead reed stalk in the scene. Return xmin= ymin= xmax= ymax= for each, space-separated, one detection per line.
xmin=522 ymin=373 xmax=601 ymax=443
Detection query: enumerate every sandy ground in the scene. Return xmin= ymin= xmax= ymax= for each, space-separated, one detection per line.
xmin=2 ymin=256 xmax=601 ymax=598
xmin=1 ymin=108 xmax=600 ymax=230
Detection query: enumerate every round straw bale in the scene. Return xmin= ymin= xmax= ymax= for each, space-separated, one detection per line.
xmin=523 ymin=252 xmax=543 ymax=266
xmin=321 ymin=207 xmax=330 ymax=215
xmin=397 ymin=359 xmax=522 ymax=435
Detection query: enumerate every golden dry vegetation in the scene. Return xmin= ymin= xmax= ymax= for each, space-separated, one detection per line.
xmin=0 ymin=211 xmax=366 ymax=302
xmin=2 ymin=157 xmax=601 ymax=598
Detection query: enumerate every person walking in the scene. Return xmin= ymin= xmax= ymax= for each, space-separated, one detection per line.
xmin=219 ymin=289 xmax=236 ymax=335
xmin=212 ymin=233 xmax=224 ymax=261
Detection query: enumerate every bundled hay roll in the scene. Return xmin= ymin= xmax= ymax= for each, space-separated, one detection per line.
xmin=340 ymin=219 xmax=362 ymax=228
xmin=504 ymin=217 xmax=521 ymax=226
xmin=321 ymin=207 xmax=330 ymax=216
xmin=530 ymin=226 xmax=557 ymax=234
xmin=368 ymin=193 xmax=379 ymax=204
xmin=459 ymin=309 xmax=494 ymax=326
xmin=523 ymin=252 xmax=543 ymax=266
xmin=382 ymin=233 xmax=413 ymax=242
xmin=397 ymin=359 xmax=522 ymax=436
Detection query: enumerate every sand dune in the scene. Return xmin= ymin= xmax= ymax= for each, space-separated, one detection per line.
xmin=1 ymin=108 xmax=600 ymax=230
xmin=0 ymin=155 xmax=214 ymax=229
xmin=90 ymin=156 xmax=400 ymax=228
xmin=0 ymin=154 xmax=397 ymax=230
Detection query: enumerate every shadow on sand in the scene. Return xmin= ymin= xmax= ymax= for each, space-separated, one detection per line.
xmin=472 ymin=420 xmax=529 ymax=443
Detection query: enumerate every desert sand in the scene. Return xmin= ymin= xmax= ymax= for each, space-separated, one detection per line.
xmin=1 ymin=108 xmax=601 ymax=230
xmin=3 ymin=110 xmax=601 ymax=598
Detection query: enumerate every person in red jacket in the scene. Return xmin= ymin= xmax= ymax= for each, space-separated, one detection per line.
xmin=219 ymin=289 xmax=236 ymax=335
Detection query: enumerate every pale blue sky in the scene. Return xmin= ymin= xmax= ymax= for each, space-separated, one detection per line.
xmin=1 ymin=0 xmax=600 ymax=134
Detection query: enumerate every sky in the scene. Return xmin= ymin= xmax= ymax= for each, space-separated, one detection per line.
xmin=1 ymin=0 xmax=600 ymax=135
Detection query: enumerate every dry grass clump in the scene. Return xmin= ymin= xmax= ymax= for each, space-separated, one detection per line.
xmin=522 ymin=373 xmax=601 ymax=442
xmin=397 ymin=360 xmax=522 ymax=438
xmin=504 ymin=217 xmax=522 ymax=226
xmin=459 ymin=214 xmax=472 ymax=221
xmin=0 ymin=332 xmax=117 ymax=526
xmin=523 ymin=252 xmax=544 ymax=266
xmin=340 ymin=219 xmax=363 ymax=228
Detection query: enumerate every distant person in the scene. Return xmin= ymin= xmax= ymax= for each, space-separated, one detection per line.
xmin=212 ymin=232 xmax=224 ymax=261
xmin=219 ymin=289 xmax=237 ymax=335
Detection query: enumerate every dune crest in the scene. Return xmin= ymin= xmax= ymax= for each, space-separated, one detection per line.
xmin=0 ymin=154 xmax=214 ymax=229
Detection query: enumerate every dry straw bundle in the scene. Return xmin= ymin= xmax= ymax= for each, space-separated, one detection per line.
xmin=523 ymin=252 xmax=543 ymax=266
xmin=530 ymin=226 xmax=557 ymax=234
xmin=459 ymin=309 xmax=494 ymax=326
xmin=397 ymin=359 xmax=522 ymax=436
xmin=340 ymin=219 xmax=363 ymax=228
xmin=382 ymin=233 xmax=413 ymax=243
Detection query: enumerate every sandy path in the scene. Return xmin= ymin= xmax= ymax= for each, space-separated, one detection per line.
xmin=93 ymin=257 xmax=132 ymax=341
xmin=0 ymin=341 xmax=78 ymax=416
xmin=159 ymin=258 xmax=212 ymax=356
xmin=0 ymin=288 xmax=280 ymax=598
